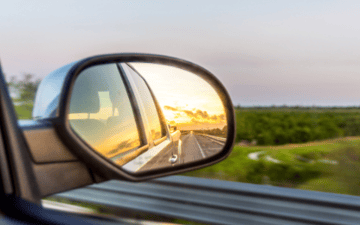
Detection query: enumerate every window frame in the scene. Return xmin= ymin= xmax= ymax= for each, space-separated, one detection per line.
xmin=67 ymin=63 xmax=148 ymax=162
xmin=119 ymin=63 xmax=170 ymax=147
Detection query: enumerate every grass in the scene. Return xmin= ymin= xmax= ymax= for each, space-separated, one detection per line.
xmin=183 ymin=146 xmax=259 ymax=182
xmin=45 ymin=138 xmax=360 ymax=223
xmin=15 ymin=104 xmax=360 ymax=203
xmin=183 ymin=137 xmax=360 ymax=196
xmin=14 ymin=103 xmax=33 ymax=119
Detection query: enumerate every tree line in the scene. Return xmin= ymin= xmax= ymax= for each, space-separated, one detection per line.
xmin=236 ymin=108 xmax=360 ymax=145
xmin=6 ymin=74 xmax=41 ymax=103
xmin=5 ymin=74 xmax=360 ymax=145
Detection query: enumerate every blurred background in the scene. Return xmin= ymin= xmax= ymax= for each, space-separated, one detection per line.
xmin=2 ymin=0 xmax=360 ymax=215
xmin=2 ymin=0 xmax=360 ymax=107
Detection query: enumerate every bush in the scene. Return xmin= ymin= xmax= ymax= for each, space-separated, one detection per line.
xmin=235 ymin=108 xmax=357 ymax=146
xmin=246 ymin=160 xmax=322 ymax=185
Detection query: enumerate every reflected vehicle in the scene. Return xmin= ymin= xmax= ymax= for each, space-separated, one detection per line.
xmin=69 ymin=62 xmax=228 ymax=173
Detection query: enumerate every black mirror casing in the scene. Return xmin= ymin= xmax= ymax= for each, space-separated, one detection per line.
xmin=35 ymin=54 xmax=236 ymax=181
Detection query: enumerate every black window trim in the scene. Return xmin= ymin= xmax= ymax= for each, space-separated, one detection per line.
xmin=116 ymin=64 xmax=148 ymax=147
xmin=67 ymin=63 xmax=146 ymax=160
xmin=124 ymin=63 xmax=169 ymax=145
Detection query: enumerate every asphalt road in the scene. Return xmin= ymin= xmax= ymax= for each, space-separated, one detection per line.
xmin=133 ymin=133 xmax=225 ymax=173
xmin=180 ymin=133 xmax=225 ymax=163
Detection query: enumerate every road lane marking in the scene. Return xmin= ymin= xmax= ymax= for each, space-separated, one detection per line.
xmin=178 ymin=140 xmax=182 ymax=159
xmin=193 ymin=135 xmax=206 ymax=158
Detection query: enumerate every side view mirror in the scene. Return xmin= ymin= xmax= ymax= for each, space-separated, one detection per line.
xmin=33 ymin=54 xmax=235 ymax=181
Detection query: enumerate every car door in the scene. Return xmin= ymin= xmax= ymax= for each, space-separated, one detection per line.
xmin=0 ymin=54 xmax=236 ymax=224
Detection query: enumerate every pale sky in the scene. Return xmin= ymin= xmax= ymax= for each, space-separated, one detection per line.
xmin=1 ymin=1 xmax=360 ymax=106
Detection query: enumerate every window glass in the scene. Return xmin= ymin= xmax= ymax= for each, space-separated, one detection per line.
xmin=69 ymin=64 xmax=141 ymax=161
xmin=123 ymin=64 xmax=163 ymax=141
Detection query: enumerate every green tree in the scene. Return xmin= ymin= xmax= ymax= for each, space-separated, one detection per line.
xmin=8 ymin=74 xmax=41 ymax=103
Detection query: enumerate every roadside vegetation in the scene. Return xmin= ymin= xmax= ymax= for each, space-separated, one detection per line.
xmin=235 ymin=106 xmax=360 ymax=145
xmin=6 ymin=77 xmax=360 ymax=197
xmin=14 ymin=103 xmax=33 ymax=119
xmin=8 ymin=77 xmax=360 ymax=223
xmin=184 ymin=106 xmax=360 ymax=196
xmin=6 ymin=74 xmax=40 ymax=120
xmin=185 ymin=137 xmax=360 ymax=196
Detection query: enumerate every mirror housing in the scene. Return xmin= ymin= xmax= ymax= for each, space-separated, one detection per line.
xmin=33 ymin=53 xmax=236 ymax=181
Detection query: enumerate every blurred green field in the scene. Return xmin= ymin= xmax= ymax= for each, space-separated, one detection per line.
xmin=13 ymin=104 xmax=360 ymax=196
xmin=184 ymin=137 xmax=360 ymax=196
xmin=235 ymin=107 xmax=360 ymax=145
xmin=14 ymin=103 xmax=33 ymax=119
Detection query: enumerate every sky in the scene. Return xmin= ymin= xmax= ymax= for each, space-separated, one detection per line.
xmin=131 ymin=63 xmax=226 ymax=130
xmin=1 ymin=0 xmax=360 ymax=106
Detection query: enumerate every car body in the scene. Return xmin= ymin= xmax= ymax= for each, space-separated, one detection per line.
xmin=0 ymin=54 xmax=236 ymax=224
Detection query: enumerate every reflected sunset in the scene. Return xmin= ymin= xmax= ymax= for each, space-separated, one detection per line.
xmin=130 ymin=63 xmax=227 ymax=133
xmin=69 ymin=62 xmax=228 ymax=172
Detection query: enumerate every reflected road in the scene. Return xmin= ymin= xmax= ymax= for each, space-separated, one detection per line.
xmin=181 ymin=133 xmax=224 ymax=163
xmin=137 ymin=133 xmax=225 ymax=172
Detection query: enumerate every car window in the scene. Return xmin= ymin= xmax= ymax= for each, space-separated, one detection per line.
xmin=68 ymin=64 xmax=142 ymax=159
xmin=5 ymin=2 xmax=360 ymax=224
xmin=122 ymin=64 xmax=164 ymax=142
xmin=11 ymin=63 xmax=360 ymax=198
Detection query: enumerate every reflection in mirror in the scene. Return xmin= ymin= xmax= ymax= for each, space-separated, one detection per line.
xmin=68 ymin=62 xmax=227 ymax=174
xmin=69 ymin=64 xmax=142 ymax=165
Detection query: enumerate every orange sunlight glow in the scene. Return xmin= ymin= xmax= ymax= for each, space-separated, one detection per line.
xmin=130 ymin=63 xmax=227 ymax=131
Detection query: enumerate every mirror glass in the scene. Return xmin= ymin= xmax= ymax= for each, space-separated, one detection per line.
xmin=69 ymin=62 xmax=227 ymax=173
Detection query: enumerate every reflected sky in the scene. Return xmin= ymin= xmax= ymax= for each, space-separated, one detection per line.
xmin=130 ymin=63 xmax=226 ymax=131
xmin=69 ymin=64 xmax=141 ymax=159
xmin=125 ymin=64 xmax=163 ymax=141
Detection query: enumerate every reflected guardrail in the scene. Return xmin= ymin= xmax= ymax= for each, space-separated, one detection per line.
xmin=199 ymin=134 xmax=226 ymax=143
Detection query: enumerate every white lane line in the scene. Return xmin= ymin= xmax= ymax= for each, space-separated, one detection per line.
xmin=178 ymin=140 xmax=182 ymax=157
xmin=193 ymin=135 xmax=206 ymax=158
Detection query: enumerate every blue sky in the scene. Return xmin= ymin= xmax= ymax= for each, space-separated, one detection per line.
xmin=1 ymin=1 xmax=360 ymax=106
